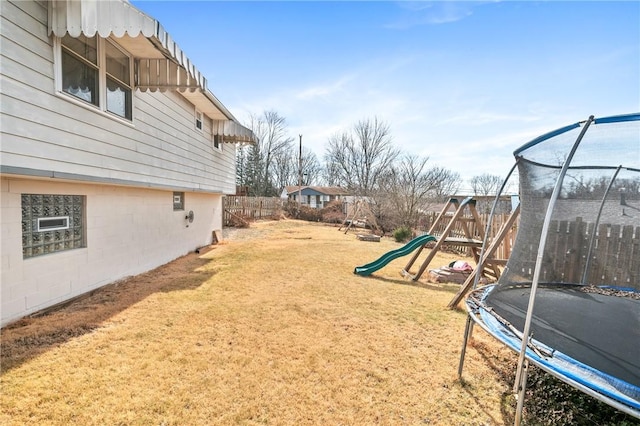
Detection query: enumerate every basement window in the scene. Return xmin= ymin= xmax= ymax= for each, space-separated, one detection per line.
xmin=173 ymin=192 xmax=184 ymax=211
xmin=37 ymin=216 xmax=69 ymax=232
xmin=22 ymin=194 xmax=86 ymax=258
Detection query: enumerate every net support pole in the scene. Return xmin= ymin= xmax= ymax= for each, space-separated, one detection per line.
xmin=512 ymin=115 xmax=594 ymax=426
xmin=457 ymin=161 xmax=518 ymax=380
xmin=514 ymin=359 xmax=530 ymax=426
xmin=457 ymin=316 xmax=474 ymax=379
xmin=581 ymin=165 xmax=622 ymax=284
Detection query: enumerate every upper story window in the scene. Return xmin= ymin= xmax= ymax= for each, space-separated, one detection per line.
xmin=61 ymin=34 xmax=98 ymax=105
xmin=105 ymin=41 xmax=132 ymax=119
xmin=195 ymin=110 xmax=203 ymax=131
xmin=59 ymin=35 xmax=132 ymax=120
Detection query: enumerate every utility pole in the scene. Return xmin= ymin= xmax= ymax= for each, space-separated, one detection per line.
xmin=297 ymin=134 xmax=303 ymax=214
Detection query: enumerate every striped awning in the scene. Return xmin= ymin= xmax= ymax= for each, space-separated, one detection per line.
xmin=48 ymin=0 xmax=256 ymax=143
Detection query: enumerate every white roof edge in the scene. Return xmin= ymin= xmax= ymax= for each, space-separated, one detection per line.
xmin=48 ymin=0 xmax=256 ymax=143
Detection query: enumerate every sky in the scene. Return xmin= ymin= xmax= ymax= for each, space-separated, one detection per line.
xmin=132 ymin=1 xmax=640 ymax=191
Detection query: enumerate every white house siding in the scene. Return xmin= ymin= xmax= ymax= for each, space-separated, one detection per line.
xmin=1 ymin=177 xmax=222 ymax=326
xmin=0 ymin=0 xmax=239 ymax=325
xmin=0 ymin=0 xmax=237 ymax=194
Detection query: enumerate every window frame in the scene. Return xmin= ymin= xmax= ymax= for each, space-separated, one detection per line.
xmin=213 ymin=134 xmax=223 ymax=151
xmin=195 ymin=109 xmax=203 ymax=132
xmin=37 ymin=216 xmax=70 ymax=232
xmin=54 ymin=35 xmax=134 ymax=122
xmin=173 ymin=192 xmax=185 ymax=211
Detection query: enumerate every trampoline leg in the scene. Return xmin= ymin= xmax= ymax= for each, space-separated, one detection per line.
xmin=514 ymin=359 xmax=529 ymax=426
xmin=457 ymin=315 xmax=475 ymax=380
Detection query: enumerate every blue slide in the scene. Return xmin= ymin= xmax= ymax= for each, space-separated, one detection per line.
xmin=354 ymin=234 xmax=436 ymax=276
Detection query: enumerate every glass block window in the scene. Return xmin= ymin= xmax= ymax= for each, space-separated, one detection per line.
xmin=173 ymin=192 xmax=184 ymax=211
xmin=21 ymin=194 xmax=86 ymax=258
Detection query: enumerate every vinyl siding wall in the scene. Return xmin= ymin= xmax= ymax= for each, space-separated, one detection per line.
xmin=0 ymin=0 xmax=237 ymax=194
xmin=0 ymin=0 xmax=237 ymax=325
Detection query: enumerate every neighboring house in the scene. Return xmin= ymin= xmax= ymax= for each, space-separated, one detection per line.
xmin=0 ymin=0 xmax=256 ymax=326
xmin=281 ymin=186 xmax=350 ymax=209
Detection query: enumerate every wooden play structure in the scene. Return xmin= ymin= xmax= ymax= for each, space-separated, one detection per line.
xmin=401 ymin=197 xmax=520 ymax=307
xmin=339 ymin=197 xmax=382 ymax=235
xmin=447 ymin=202 xmax=520 ymax=308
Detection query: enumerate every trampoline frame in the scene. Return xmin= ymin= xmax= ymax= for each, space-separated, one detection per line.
xmin=457 ymin=113 xmax=640 ymax=424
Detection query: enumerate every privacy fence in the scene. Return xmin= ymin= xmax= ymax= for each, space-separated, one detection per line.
xmin=518 ymin=219 xmax=640 ymax=290
xmin=223 ymin=196 xmax=283 ymax=226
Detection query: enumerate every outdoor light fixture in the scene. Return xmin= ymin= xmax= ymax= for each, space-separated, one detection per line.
xmin=185 ymin=210 xmax=194 ymax=227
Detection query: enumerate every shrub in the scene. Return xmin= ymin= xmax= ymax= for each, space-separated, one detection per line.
xmin=320 ymin=201 xmax=346 ymax=224
xmin=392 ymin=226 xmax=412 ymax=242
xmin=282 ymin=201 xmax=299 ymax=218
xmin=298 ymin=205 xmax=323 ymax=222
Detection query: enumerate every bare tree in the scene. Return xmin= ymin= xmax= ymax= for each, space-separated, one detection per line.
xmin=470 ymin=173 xmax=503 ymax=196
xmin=300 ymin=148 xmax=322 ymax=185
xmin=240 ymin=110 xmax=294 ymax=196
xmin=324 ymin=132 xmax=353 ymax=187
xmin=272 ymin=147 xmax=322 ymax=190
xmin=271 ymin=149 xmax=296 ymax=193
xmin=429 ymin=166 xmax=461 ymax=200
xmin=324 ymin=117 xmax=400 ymax=195
xmin=376 ymin=155 xmax=460 ymax=229
xmin=321 ymin=160 xmax=342 ymax=186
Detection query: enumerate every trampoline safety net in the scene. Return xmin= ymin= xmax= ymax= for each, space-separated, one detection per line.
xmin=475 ymin=113 xmax=640 ymax=415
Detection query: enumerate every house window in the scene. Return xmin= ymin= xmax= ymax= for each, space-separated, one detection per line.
xmin=105 ymin=40 xmax=132 ymax=119
xmin=21 ymin=194 xmax=86 ymax=258
xmin=37 ymin=216 xmax=69 ymax=232
xmin=173 ymin=192 xmax=184 ymax=211
xmin=61 ymin=34 xmax=98 ymax=105
xmin=213 ymin=134 xmax=222 ymax=150
xmin=195 ymin=110 xmax=203 ymax=131
xmin=59 ymin=35 xmax=132 ymax=120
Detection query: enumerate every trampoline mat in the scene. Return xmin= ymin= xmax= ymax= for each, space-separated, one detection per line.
xmin=484 ymin=285 xmax=640 ymax=388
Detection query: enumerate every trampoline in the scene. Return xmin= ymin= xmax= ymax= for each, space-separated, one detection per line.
xmin=459 ymin=113 xmax=640 ymax=423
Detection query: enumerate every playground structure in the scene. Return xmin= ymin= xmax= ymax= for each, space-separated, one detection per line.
xmin=353 ymin=234 xmax=436 ymax=276
xmin=339 ymin=197 xmax=382 ymax=235
xmin=459 ymin=113 xmax=640 ymax=423
xmin=448 ymin=202 xmax=520 ymax=308
xmin=402 ymin=197 xmax=510 ymax=283
xmin=353 ymin=197 xmax=519 ymax=300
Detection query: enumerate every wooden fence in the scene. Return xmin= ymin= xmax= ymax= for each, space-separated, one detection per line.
xmin=522 ymin=219 xmax=640 ymax=289
xmin=223 ymin=196 xmax=283 ymax=226
xmin=420 ymin=212 xmax=640 ymax=289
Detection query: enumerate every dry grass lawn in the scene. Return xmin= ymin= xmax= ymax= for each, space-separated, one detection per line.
xmin=2 ymin=219 xmax=522 ymax=425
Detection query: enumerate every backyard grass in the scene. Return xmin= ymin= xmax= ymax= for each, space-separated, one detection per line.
xmin=1 ymin=219 xmax=636 ymax=425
